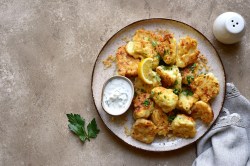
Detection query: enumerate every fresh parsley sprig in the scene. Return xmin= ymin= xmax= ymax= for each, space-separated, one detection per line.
xmin=66 ymin=113 xmax=100 ymax=143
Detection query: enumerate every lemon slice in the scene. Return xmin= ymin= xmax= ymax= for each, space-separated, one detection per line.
xmin=138 ymin=58 xmax=154 ymax=84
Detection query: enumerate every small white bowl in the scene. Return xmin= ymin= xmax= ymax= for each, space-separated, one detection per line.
xmin=101 ymin=76 xmax=134 ymax=116
xmin=213 ymin=12 xmax=246 ymax=44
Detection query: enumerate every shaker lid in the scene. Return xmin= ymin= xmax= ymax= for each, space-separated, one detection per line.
xmin=225 ymin=13 xmax=245 ymax=34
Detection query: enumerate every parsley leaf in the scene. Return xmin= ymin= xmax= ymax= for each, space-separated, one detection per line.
xmin=87 ymin=119 xmax=100 ymax=138
xmin=182 ymin=89 xmax=194 ymax=96
xmin=143 ymin=99 xmax=150 ymax=107
xmin=189 ymin=63 xmax=196 ymax=73
xmin=187 ymin=75 xmax=194 ymax=85
xmin=151 ymin=40 xmax=158 ymax=47
xmin=164 ymin=49 xmax=170 ymax=56
xmin=168 ymin=115 xmax=176 ymax=122
xmin=66 ymin=113 xmax=100 ymax=143
xmin=173 ymin=89 xmax=180 ymax=95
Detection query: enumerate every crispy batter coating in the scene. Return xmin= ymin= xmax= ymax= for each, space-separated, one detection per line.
xmin=125 ymin=41 xmax=143 ymax=59
xmin=156 ymin=33 xmax=177 ymax=64
xmin=133 ymin=93 xmax=154 ymax=119
xmin=131 ymin=119 xmax=158 ymax=144
xmin=151 ymin=107 xmax=169 ymax=136
xmin=190 ymin=73 xmax=220 ymax=102
xmin=177 ymin=92 xmax=198 ymax=114
xmin=191 ymin=101 xmax=214 ymax=124
xmin=176 ymin=36 xmax=199 ymax=68
xmin=132 ymin=29 xmax=158 ymax=58
xmin=181 ymin=64 xmax=198 ymax=85
xmin=112 ymin=29 xmax=221 ymax=143
xmin=151 ymin=87 xmax=178 ymax=113
xmin=171 ymin=114 xmax=196 ymax=138
xmin=116 ymin=46 xmax=140 ymax=77
xmin=134 ymin=77 xmax=154 ymax=95
xmin=156 ymin=65 xmax=182 ymax=89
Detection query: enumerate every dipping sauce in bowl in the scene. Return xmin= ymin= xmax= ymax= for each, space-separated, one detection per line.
xmin=102 ymin=76 xmax=134 ymax=116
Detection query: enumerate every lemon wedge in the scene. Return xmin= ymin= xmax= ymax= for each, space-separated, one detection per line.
xmin=138 ymin=58 xmax=154 ymax=84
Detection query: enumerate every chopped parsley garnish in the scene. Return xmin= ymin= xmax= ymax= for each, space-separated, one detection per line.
xmin=187 ymin=75 xmax=194 ymax=85
xmin=158 ymin=92 xmax=162 ymax=95
xmin=173 ymin=89 xmax=180 ymax=95
xmin=66 ymin=114 xmax=100 ymax=143
xmin=182 ymin=89 xmax=194 ymax=96
xmin=157 ymin=54 xmax=161 ymax=60
xmin=151 ymin=40 xmax=158 ymax=47
xmin=189 ymin=63 xmax=196 ymax=73
xmin=168 ymin=115 xmax=176 ymax=122
xmin=174 ymin=80 xmax=178 ymax=86
xmin=164 ymin=49 xmax=170 ymax=55
xmin=143 ymin=99 xmax=150 ymax=107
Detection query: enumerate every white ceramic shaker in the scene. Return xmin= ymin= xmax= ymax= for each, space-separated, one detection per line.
xmin=213 ymin=12 xmax=246 ymax=44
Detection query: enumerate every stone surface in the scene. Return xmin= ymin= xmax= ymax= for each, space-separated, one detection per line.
xmin=0 ymin=0 xmax=249 ymax=165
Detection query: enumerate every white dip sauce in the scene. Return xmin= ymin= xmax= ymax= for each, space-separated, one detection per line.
xmin=102 ymin=78 xmax=133 ymax=115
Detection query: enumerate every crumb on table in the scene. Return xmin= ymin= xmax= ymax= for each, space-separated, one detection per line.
xmin=102 ymin=55 xmax=116 ymax=69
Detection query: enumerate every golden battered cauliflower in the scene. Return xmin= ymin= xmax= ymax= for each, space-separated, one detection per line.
xmin=151 ymin=87 xmax=178 ymax=113
xmin=177 ymin=91 xmax=198 ymax=114
xmin=131 ymin=119 xmax=158 ymax=144
xmin=116 ymin=46 xmax=140 ymax=77
xmin=134 ymin=77 xmax=154 ymax=95
xmin=156 ymin=65 xmax=182 ymax=89
xmin=190 ymin=73 xmax=220 ymax=102
xmin=125 ymin=41 xmax=143 ymax=59
xmin=131 ymin=29 xmax=158 ymax=58
xmin=156 ymin=33 xmax=177 ymax=65
xmin=152 ymin=54 xmax=160 ymax=69
xmin=174 ymin=70 xmax=182 ymax=91
xmin=181 ymin=63 xmax=198 ymax=85
xmin=171 ymin=114 xmax=196 ymax=138
xmin=191 ymin=101 xmax=214 ymax=124
xmin=133 ymin=93 xmax=154 ymax=119
xmin=151 ymin=107 xmax=169 ymax=136
xmin=176 ymin=36 xmax=199 ymax=68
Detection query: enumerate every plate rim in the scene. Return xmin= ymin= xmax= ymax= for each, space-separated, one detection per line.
xmin=91 ymin=18 xmax=226 ymax=152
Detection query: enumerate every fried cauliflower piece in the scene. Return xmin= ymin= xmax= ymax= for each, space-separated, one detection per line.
xmin=151 ymin=87 xmax=178 ymax=113
xmin=116 ymin=46 xmax=140 ymax=77
xmin=174 ymin=71 xmax=182 ymax=91
xmin=131 ymin=119 xmax=158 ymax=144
xmin=131 ymin=29 xmax=158 ymax=58
xmin=190 ymin=73 xmax=220 ymax=102
xmin=126 ymin=29 xmax=160 ymax=69
xmin=191 ymin=101 xmax=214 ymax=124
xmin=133 ymin=93 xmax=154 ymax=119
xmin=125 ymin=41 xmax=143 ymax=59
xmin=176 ymin=36 xmax=200 ymax=68
xmin=152 ymin=55 xmax=160 ymax=69
xmin=134 ymin=77 xmax=154 ymax=95
xmin=177 ymin=91 xmax=198 ymax=114
xmin=171 ymin=114 xmax=196 ymax=138
xmin=133 ymin=29 xmax=159 ymax=42
xmin=156 ymin=33 xmax=177 ymax=65
xmin=156 ymin=65 xmax=182 ymax=89
xmin=181 ymin=63 xmax=198 ymax=85
xmin=151 ymin=107 xmax=169 ymax=136
xmin=134 ymin=76 xmax=161 ymax=95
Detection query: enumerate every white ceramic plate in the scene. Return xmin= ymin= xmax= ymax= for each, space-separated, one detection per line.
xmin=91 ymin=18 xmax=226 ymax=151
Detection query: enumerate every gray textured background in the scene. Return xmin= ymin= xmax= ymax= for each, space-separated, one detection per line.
xmin=0 ymin=0 xmax=249 ymax=165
